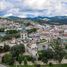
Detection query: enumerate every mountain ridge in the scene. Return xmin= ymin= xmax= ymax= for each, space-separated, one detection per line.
xmin=0 ymin=16 xmax=67 ymax=25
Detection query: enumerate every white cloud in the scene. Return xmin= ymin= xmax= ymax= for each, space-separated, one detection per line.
xmin=3 ymin=13 xmax=13 ymax=17
xmin=0 ymin=0 xmax=14 ymax=11
xmin=22 ymin=0 xmax=67 ymax=16
xmin=23 ymin=0 xmax=51 ymax=10
xmin=0 ymin=1 xmax=6 ymax=10
xmin=0 ymin=0 xmax=67 ymax=17
xmin=7 ymin=8 xmax=20 ymax=14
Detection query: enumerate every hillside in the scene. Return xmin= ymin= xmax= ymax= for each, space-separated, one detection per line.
xmin=0 ymin=16 xmax=67 ymax=25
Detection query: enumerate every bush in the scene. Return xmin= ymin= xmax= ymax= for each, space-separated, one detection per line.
xmin=49 ymin=62 xmax=53 ymax=67
xmin=31 ymin=58 xmax=36 ymax=63
xmin=0 ymin=46 xmax=3 ymax=53
xmin=17 ymin=54 xmax=23 ymax=64
xmin=0 ymin=44 xmax=10 ymax=53
xmin=2 ymin=33 xmax=20 ymax=41
xmin=3 ymin=44 xmax=10 ymax=52
xmin=23 ymin=55 xmax=33 ymax=61
xmin=2 ymin=53 xmax=14 ymax=65
xmin=24 ymin=57 xmax=27 ymax=65
xmin=6 ymin=30 xmax=19 ymax=34
xmin=27 ymin=28 xmax=37 ymax=33
xmin=10 ymin=44 xmax=25 ymax=57
xmin=42 ymin=57 xmax=48 ymax=64
xmin=0 ymin=28 xmax=5 ymax=32
xmin=36 ymin=64 xmax=41 ymax=67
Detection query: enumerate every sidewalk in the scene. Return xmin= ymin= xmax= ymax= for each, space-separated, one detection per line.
xmin=0 ymin=64 xmax=7 ymax=67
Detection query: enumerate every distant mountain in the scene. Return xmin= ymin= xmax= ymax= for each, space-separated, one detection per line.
xmin=7 ymin=16 xmax=21 ymax=20
xmin=48 ymin=16 xmax=67 ymax=24
xmin=5 ymin=16 xmax=67 ymax=24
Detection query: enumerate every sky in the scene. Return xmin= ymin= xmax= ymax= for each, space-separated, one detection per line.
xmin=0 ymin=0 xmax=67 ymax=18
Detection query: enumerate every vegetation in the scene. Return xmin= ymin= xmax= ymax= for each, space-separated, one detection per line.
xmin=50 ymin=38 xmax=66 ymax=63
xmin=0 ymin=37 xmax=67 ymax=66
xmin=0 ymin=28 xmax=5 ymax=32
xmin=0 ymin=44 xmax=10 ymax=53
xmin=3 ymin=44 xmax=10 ymax=52
xmin=9 ymin=64 xmax=67 ymax=67
xmin=22 ymin=55 xmax=33 ymax=61
xmin=38 ymin=38 xmax=66 ymax=64
xmin=25 ymin=22 xmax=32 ymax=26
xmin=1 ymin=44 xmax=25 ymax=65
xmin=2 ymin=53 xmax=14 ymax=65
xmin=17 ymin=54 xmax=23 ymax=65
xmin=6 ymin=30 xmax=19 ymax=34
xmin=37 ymin=39 xmax=47 ymax=43
xmin=10 ymin=44 xmax=25 ymax=57
xmin=49 ymin=62 xmax=53 ymax=67
xmin=1 ymin=33 xmax=20 ymax=41
xmin=38 ymin=49 xmax=54 ymax=64
xmin=0 ymin=16 xmax=67 ymax=67
xmin=24 ymin=57 xmax=27 ymax=65
xmin=27 ymin=28 xmax=37 ymax=33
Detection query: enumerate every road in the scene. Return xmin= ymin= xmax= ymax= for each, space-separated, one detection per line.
xmin=0 ymin=64 xmax=7 ymax=67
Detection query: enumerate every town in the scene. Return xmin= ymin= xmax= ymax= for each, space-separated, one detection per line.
xmin=0 ymin=17 xmax=67 ymax=67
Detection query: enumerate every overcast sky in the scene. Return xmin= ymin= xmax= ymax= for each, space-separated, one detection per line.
xmin=0 ymin=0 xmax=67 ymax=17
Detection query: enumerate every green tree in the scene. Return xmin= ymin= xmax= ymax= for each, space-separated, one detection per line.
xmin=42 ymin=57 xmax=48 ymax=64
xmin=38 ymin=49 xmax=54 ymax=64
xmin=50 ymin=38 xmax=65 ymax=63
xmin=23 ymin=55 xmax=33 ymax=61
xmin=2 ymin=53 xmax=14 ymax=65
xmin=10 ymin=44 xmax=25 ymax=57
xmin=3 ymin=44 xmax=10 ymax=52
xmin=6 ymin=30 xmax=19 ymax=34
xmin=0 ymin=28 xmax=5 ymax=32
xmin=27 ymin=28 xmax=37 ymax=33
xmin=17 ymin=54 xmax=23 ymax=65
xmin=24 ymin=57 xmax=27 ymax=65
xmin=53 ymin=46 xmax=65 ymax=63
xmin=0 ymin=46 xmax=3 ymax=53
xmin=49 ymin=62 xmax=53 ymax=67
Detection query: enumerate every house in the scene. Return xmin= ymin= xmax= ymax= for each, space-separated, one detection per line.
xmin=26 ymin=40 xmax=38 ymax=59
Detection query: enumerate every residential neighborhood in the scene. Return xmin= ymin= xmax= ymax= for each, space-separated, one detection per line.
xmin=0 ymin=17 xmax=67 ymax=67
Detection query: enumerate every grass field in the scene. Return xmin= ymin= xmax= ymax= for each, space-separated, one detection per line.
xmin=10 ymin=64 xmax=67 ymax=67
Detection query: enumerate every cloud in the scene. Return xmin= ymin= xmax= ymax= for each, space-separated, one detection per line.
xmin=23 ymin=0 xmax=51 ymax=10
xmin=0 ymin=0 xmax=67 ymax=17
xmin=0 ymin=0 xmax=14 ymax=11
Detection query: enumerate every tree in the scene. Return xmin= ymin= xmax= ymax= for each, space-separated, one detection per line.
xmin=6 ymin=30 xmax=19 ymax=34
xmin=3 ymin=44 xmax=10 ymax=52
xmin=0 ymin=28 xmax=5 ymax=32
xmin=2 ymin=53 xmax=14 ymax=65
xmin=0 ymin=46 xmax=3 ymax=53
xmin=17 ymin=54 xmax=23 ymax=65
xmin=31 ymin=58 xmax=35 ymax=63
xmin=27 ymin=28 xmax=37 ymax=33
xmin=49 ymin=62 xmax=53 ymax=67
xmin=23 ymin=55 xmax=33 ymax=61
xmin=25 ymin=22 xmax=32 ymax=26
xmin=0 ymin=44 xmax=10 ymax=53
xmin=42 ymin=57 xmax=48 ymax=64
xmin=53 ymin=46 xmax=65 ymax=63
xmin=50 ymin=38 xmax=65 ymax=63
xmin=10 ymin=44 xmax=25 ymax=57
xmin=36 ymin=64 xmax=41 ymax=67
xmin=24 ymin=57 xmax=27 ymax=65
xmin=38 ymin=49 xmax=54 ymax=64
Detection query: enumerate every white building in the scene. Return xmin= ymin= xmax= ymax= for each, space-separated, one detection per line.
xmin=27 ymin=42 xmax=38 ymax=59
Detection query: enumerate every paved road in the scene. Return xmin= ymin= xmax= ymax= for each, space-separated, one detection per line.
xmin=0 ymin=64 xmax=7 ymax=67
